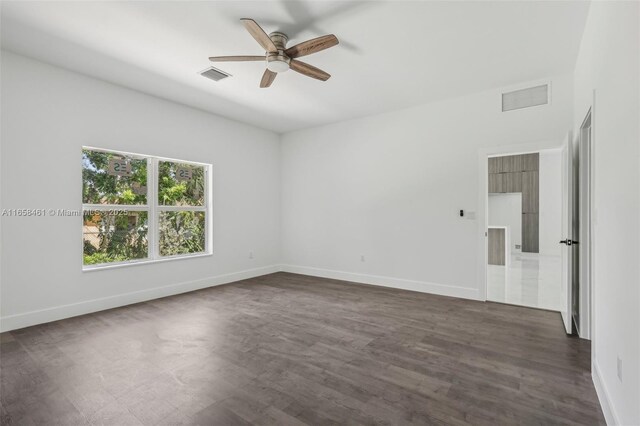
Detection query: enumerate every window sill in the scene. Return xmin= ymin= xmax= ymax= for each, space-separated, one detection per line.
xmin=82 ymin=252 xmax=213 ymax=272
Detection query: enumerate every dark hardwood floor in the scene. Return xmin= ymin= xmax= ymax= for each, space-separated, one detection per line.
xmin=1 ymin=272 xmax=604 ymax=425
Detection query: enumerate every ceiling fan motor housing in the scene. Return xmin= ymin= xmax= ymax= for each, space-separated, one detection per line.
xmin=269 ymin=32 xmax=288 ymax=49
xmin=267 ymin=32 xmax=290 ymax=73
xmin=208 ymin=19 xmax=336 ymax=87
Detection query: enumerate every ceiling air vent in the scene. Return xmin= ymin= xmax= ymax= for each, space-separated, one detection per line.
xmin=200 ymin=66 xmax=231 ymax=82
xmin=502 ymin=84 xmax=549 ymax=112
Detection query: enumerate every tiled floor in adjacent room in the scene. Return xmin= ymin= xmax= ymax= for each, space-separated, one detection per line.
xmin=487 ymin=252 xmax=562 ymax=311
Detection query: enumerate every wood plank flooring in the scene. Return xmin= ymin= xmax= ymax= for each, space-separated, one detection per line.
xmin=1 ymin=272 xmax=604 ymax=425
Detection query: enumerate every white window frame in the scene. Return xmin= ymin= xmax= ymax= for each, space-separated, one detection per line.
xmin=82 ymin=146 xmax=213 ymax=271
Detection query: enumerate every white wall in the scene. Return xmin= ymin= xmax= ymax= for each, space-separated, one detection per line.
xmin=488 ymin=193 xmax=521 ymax=253
xmin=281 ymin=74 xmax=573 ymax=300
xmin=0 ymin=51 xmax=281 ymax=331
xmin=573 ymin=2 xmax=640 ymax=425
xmin=539 ymin=149 xmax=562 ymax=256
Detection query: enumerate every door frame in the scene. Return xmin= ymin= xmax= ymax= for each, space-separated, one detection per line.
xmin=578 ymin=107 xmax=593 ymax=340
xmin=477 ymin=139 xmax=564 ymax=303
xmin=575 ymin=91 xmax=596 ymax=356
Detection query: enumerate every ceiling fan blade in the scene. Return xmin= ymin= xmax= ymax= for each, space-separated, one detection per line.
xmin=241 ymin=18 xmax=278 ymax=53
xmin=285 ymin=34 xmax=339 ymax=59
xmin=290 ymin=60 xmax=331 ymax=81
xmin=209 ymin=55 xmax=265 ymax=62
xmin=260 ymin=69 xmax=277 ymax=88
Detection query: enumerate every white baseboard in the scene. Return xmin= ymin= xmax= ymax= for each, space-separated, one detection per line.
xmin=1 ymin=264 xmax=479 ymax=332
xmin=0 ymin=264 xmax=280 ymax=332
xmin=280 ymin=264 xmax=480 ymax=300
xmin=592 ymin=360 xmax=619 ymax=425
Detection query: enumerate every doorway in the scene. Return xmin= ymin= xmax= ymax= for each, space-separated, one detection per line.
xmin=485 ymin=150 xmax=563 ymax=311
xmin=479 ymin=134 xmax=594 ymax=336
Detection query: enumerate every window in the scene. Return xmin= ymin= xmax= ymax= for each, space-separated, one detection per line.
xmin=82 ymin=147 xmax=211 ymax=269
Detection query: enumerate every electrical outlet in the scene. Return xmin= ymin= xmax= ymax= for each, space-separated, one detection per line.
xmin=617 ymin=356 xmax=623 ymax=382
xmin=360 ymin=255 xmax=365 ymax=262
xmin=249 ymin=251 xmax=254 ymax=259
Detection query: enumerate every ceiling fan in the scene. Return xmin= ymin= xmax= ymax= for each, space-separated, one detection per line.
xmin=209 ymin=18 xmax=339 ymax=88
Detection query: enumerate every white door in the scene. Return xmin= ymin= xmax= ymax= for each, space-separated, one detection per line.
xmin=560 ymin=132 xmax=573 ymax=334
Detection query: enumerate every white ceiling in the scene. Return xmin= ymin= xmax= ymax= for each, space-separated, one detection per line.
xmin=1 ymin=1 xmax=590 ymax=133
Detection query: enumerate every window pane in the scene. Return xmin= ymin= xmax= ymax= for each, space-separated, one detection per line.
xmin=82 ymin=149 xmax=147 ymax=205
xmin=159 ymin=211 xmax=205 ymax=256
xmin=158 ymin=161 xmax=205 ymax=206
xmin=83 ymin=211 xmax=148 ymax=265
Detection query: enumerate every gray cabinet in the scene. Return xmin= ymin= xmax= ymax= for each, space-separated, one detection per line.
xmin=522 ymin=153 xmax=539 ymax=171
xmin=488 ymin=173 xmax=504 ymax=193
xmin=490 ymin=172 xmax=522 ymax=193
xmin=504 ymin=172 xmax=522 ymax=192
xmin=488 ymin=228 xmax=506 ymax=265
xmin=487 ymin=153 xmax=540 ymax=254
xmin=488 ymin=157 xmax=503 ymax=174
xmin=503 ymin=155 xmax=524 ymax=172
xmin=490 ymin=153 xmax=538 ymax=173
xmin=522 ymin=213 xmax=539 ymax=253
xmin=522 ymin=171 xmax=539 ymax=213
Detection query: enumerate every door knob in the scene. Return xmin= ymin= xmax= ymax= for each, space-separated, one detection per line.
xmin=559 ymin=239 xmax=568 ymax=244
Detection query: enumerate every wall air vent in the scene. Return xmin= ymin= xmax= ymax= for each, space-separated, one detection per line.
xmin=502 ymin=84 xmax=549 ymax=112
xmin=200 ymin=66 xmax=231 ymax=82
